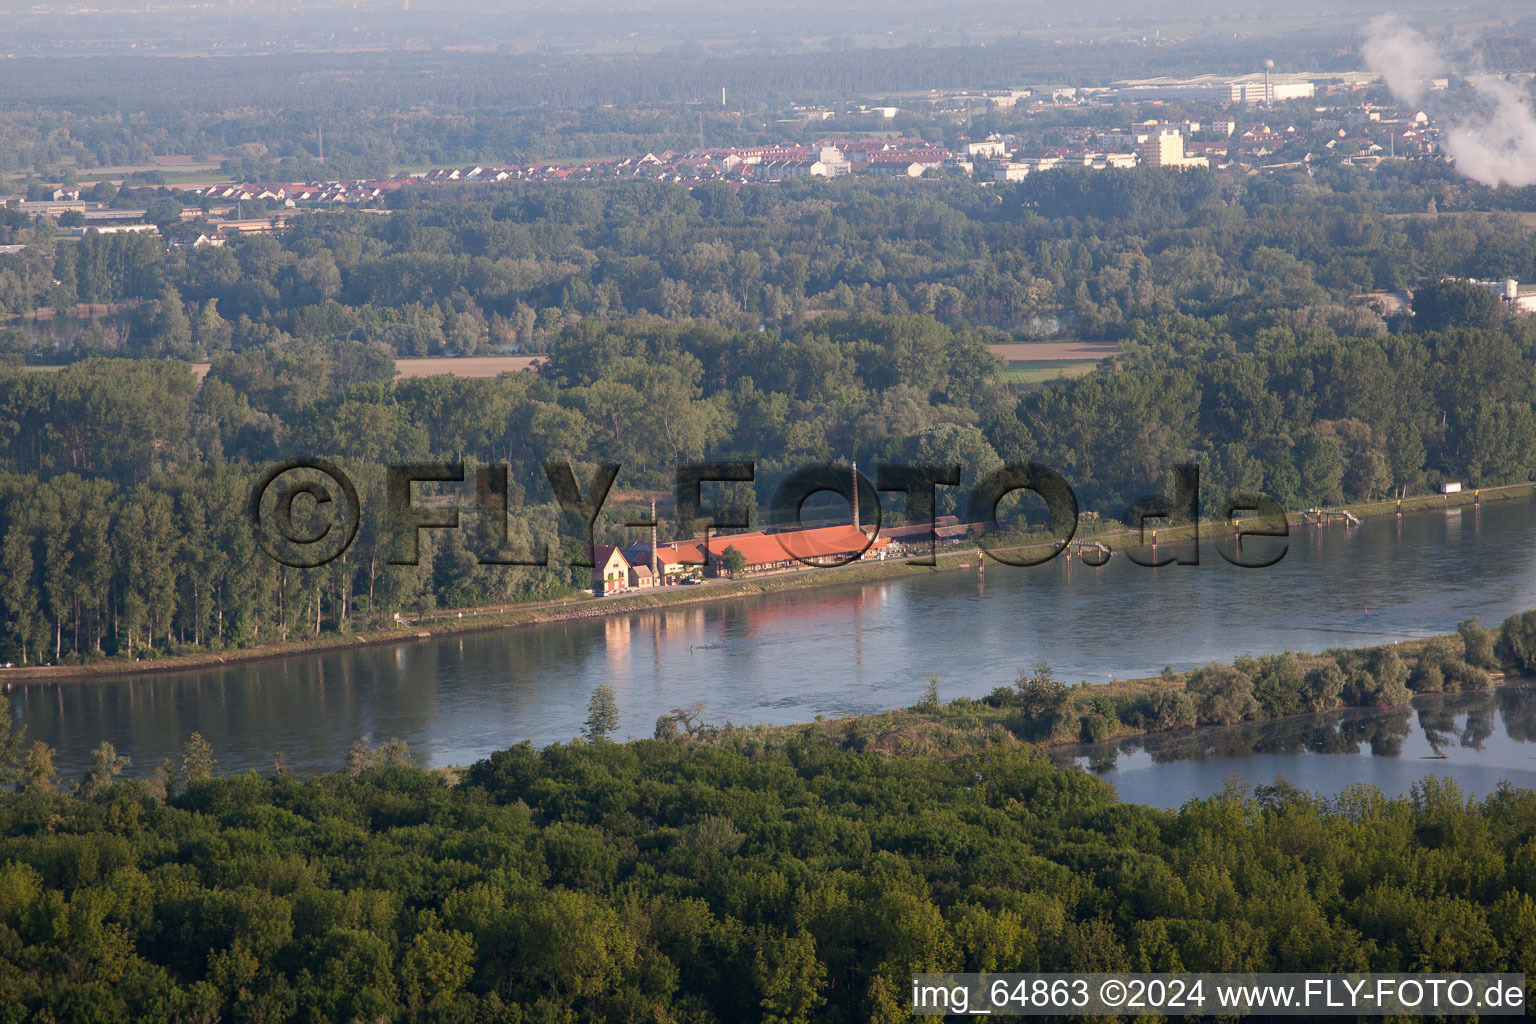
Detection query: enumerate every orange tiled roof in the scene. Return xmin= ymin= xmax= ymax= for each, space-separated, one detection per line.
xmin=709 ymin=525 xmax=888 ymax=566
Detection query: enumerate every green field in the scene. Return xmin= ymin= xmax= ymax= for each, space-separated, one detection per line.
xmin=1000 ymin=359 xmax=1100 ymax=385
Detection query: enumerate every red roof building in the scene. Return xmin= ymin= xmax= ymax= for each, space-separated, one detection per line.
xmin=706 ymin=525 xmax=890 ymax=575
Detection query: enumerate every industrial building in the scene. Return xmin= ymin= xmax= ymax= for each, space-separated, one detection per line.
xmin=1464 ymin=278 xmax=1536 ymax=314
xmin=1107 ymin=72 xmax=1329 ymax=105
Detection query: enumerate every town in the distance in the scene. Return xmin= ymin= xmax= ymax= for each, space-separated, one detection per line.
xmin=8 ymin=67 xmax=1445 ymax=246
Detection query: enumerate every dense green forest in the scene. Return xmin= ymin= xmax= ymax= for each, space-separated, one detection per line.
xmin=6 ymin=36 xmax=1536 ymax=1022
xmin=5 ymin=171 xmax=1536 ymax=663
xmin=12 ymin=167 xmax=1536 ymax=334
xmin=1 ymin=299 xmax=1535 ymax=665
xmin=10 ymin=28 xmax=1536 ymax=1021
xmin=0 ymin=656 xmax=1533 ymax=1021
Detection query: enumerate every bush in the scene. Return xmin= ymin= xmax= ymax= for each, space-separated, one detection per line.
xmin=983 ymin=686 xmax=1015 ymax=708
xmin=1443 ymin=660 xmax=1491 ymax=690
xmin=1080 ymin=713 xmax=1114 ymax=743
xmin=1411 ymin=662 xmax=1445 ymax=693
xmin=1147 ymin=689 xmax=1197 ymax=730
xmin=1250 ymin=652 xmax=1307 ymax=718
xmin=1459 ymin=617 xmax=1498 ymax=669
xmin=1498 ymin=610 xmax=1536 ymax=674
xmin=1303 ymin=661 xmax=1346 ymax=711
xmin=1186 ymin=662 xmax=1259 ymax=725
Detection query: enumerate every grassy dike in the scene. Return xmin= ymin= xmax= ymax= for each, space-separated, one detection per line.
xmin=10 ymin=482 xmax=1535 ymax=684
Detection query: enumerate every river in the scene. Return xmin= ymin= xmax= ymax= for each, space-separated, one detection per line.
xmin=1053 ymin=683 xmax=1536 ymax=808
xmin=11 ymin=496 xmax=1536 ymax=799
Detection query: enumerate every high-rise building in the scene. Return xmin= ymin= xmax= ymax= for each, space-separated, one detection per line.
xmin=1137 ymin=131 xmax=1209 ymax=169
xmin=1138 ymin=130 xmax=1183 ymax=167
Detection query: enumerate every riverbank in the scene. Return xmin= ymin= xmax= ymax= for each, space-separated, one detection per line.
xmin=8 ymin=481 xmax=1532 ymax=684
xmin=712 ymin=621 xmax=1519 ymax=764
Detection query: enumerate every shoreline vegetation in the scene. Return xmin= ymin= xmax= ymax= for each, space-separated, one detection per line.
xmin=3 ymin=531 xmax=1534 ymax=1024
xmin=5 ymin=644 xmax=1533 ymax=1024
xmin=6 ymin=481 xmax=1532 ymax=686
xmin=661 ymin=612 xmax=1522 ymax=764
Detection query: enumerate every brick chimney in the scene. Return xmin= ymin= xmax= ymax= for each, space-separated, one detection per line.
xmin=851 ymin=460 xmax=859 ymax=532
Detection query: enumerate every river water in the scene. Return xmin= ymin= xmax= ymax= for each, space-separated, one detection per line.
xmin=11 ymin=497 xmax=1536 ymax=798
xmin=1053 ymin=684 xmax=1536 ymax=808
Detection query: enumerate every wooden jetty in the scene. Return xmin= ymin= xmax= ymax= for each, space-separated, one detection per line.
xmin=1301 ymin=507 xmax=1361 ymax=526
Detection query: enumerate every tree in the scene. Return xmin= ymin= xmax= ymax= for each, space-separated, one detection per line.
xmin=376 ymin=737 xmax=415 ymax=767
xmin=1249 ymin=652 xmax=1307 ymax=718
xmin=1013 ymin=661 xmax=1068 ymax=737
xmin=899 ymin=424 xmax=1002 ymax=517
xmin=1412 ymin=280 xmax=1502 ymax=332
xmin=0 ymin=695 xmax=25 ymax=787
xmin=1015 ymin=661 xmax=1063 ymax=715
xmin=1498 ymin=610 xmax=1536 ymax=673
xmin=655 ymin=701 xmax=707 ymax=741
xmin=401 ymin=928 xmax=475 ymax=1008
xmin=1296 ymin=430 xmax=1345 ymax=504
xmin=181 ymin=732 xmax=216 ymax=783
xmin=757 ymin=930 xmax=826 ymax=1024
xmin=1459 ymin=617 xmax=1498 ymax=669
xmin=345 ymin=736 xmax=375 ymax=779
xmin=17 ymin=740 xmax=57 ymax=795
xmin=1186 ymin=662 xmax=1259 ymax=725
xmin=1148 ymin=688 xmax=1197 ymax=729
xmin=1304 ymin=662 xmax=1347 ymax=712
xmin=79 ymin=741 xmax=129 ymax=797
xmin=721 ymin=544 xmax=747 ymax=576
xmin=917 ymin=675 xmax=941 ymax=712
xmin=144 ymin=286 xmax=192 ymax=358
xmin=584 ymin=683 xmax=620 ymax=742
xmin=191 ymin=299 xmax=232 ymax=353
xmin=145 ymin=197 xmax=184 ymax=233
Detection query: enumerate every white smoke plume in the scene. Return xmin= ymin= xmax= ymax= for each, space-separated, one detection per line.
xmin=1361 ymin=15 xmax=1443 ymax=104
xmin=1362 ymin=16 xmax=1536 ymax=188
xmin=1440 ymin=77 xmax=1536 ymax=188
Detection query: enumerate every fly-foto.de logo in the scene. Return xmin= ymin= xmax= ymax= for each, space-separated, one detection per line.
xmin=249 ymin=459 xmax=1289 ymax=571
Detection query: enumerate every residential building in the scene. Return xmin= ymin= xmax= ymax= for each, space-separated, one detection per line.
xmin=1137 ymin=131 xmax=1209 ymax=169
xmin=621 ymin=541 xmax=706 ymax=584
xmin=590 ymin=546 xmax=632 ymax=596
xmin=966 ymin=135 xmax=1010 ymax=159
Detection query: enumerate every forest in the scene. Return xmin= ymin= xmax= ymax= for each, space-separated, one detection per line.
xmin=4 ymin=168 xmax=1536 ymax=663
xmin=4 ymin=27 xmax=1536 ymax=1021
xmin=13 ymin=165 xmax=1536 ymax=335
xmin=0 ymin=300 xmax=1534 ymax=666
xmin=0 ymin=636 xmax=1533 ymax=1021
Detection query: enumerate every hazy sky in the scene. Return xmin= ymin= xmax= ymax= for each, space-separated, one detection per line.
xmin=0 ymin=0 xmax=1502 ymax=55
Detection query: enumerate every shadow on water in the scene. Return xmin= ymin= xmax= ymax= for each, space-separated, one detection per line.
xmin=1053 ymin=681 xmax=1536 ymax=807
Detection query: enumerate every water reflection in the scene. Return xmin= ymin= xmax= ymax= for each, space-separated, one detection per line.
xmin=1054 ymin=682 xmax=1536 ymax=807
xmin=14 ymin=497 xmax=1536 ymax=781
